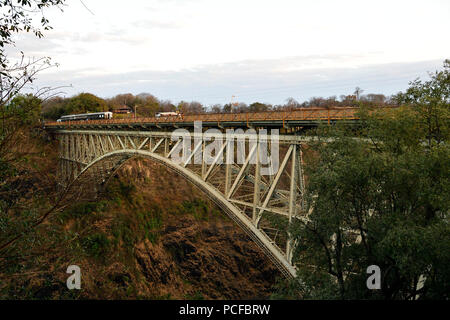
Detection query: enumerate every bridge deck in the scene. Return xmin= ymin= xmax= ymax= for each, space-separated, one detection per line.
xmin=44 ymin=107 xmax=386 ymax=130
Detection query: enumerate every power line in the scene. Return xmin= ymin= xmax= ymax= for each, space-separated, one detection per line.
xmin=79 ymin=0 xmax=95 ymax=16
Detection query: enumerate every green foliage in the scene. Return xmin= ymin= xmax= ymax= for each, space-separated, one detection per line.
xmin=82 ymin=232 xmax=111 ymax=259
xmin=184 ymin=291 xmax=205 ymax=300
xmin=111 ymin=204 xmax=164 ymax=248
xmin=394 ymin=59 xmax=450 ymax=145
xmin=40 ymin=97 xmax=68 ymax=120
xmin=60 ymin=201 xmax=107 ymax=221
xmin=66 ymin=93 xmax=108 ymax=114
xmin=0 ymin=157 xmax=16 ymax=181
xmin=180 ymin=199 xmax=209 ymax=221
xmin=280 ymin=60 xmax=450 ymax=300
xmin=105 ymin=179 xmax=136 ymax=204
xmin=138 ymin=206 xmax=163 ymax=244
xmin=41 ymin=93 xmax=108 ymax=119
xmin=3 ymin=94 xmax=42 ymax=125
xmin=248 ymin=102 xmax=270 ymax=112
xmin=152 ymin=293 xmax=173 ymax=300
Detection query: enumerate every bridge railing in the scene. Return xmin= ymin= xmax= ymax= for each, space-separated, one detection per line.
xmin=44 ymin=106 xmax=386 ymax=127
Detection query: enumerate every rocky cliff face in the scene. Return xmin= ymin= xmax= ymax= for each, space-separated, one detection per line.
xmin=133 ymin=215 xmax=278 ymax=299
xmin=1 ymin=158 xmax=280 ymax=299
xmin=99 ymin=158 xmax=281 ymax=299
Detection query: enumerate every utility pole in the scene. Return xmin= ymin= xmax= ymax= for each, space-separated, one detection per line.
xmin=231 ymin=95 xmax=239 ymax=107
xmin=354 ymin=87 xmax=364 ymax=101
xmin=230 ymin=95 xmax=239 ymax=112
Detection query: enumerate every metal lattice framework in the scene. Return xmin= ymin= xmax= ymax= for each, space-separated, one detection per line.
xmin=55 ymin=129 xmax=311 ymax=278
xmin=45 ymin=106 xmax=363 ymax=129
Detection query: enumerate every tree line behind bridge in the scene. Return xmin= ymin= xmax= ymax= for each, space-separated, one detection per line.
xmin=39 ymin=90 xmax=396 ymax=121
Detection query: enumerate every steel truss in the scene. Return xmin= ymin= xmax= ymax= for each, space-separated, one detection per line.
xmin=56 ymin=130 xmax=308 ymax=278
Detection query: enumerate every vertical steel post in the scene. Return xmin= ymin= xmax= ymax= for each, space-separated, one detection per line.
xmin=164 ymin=137 xmax=169 ymax=156
xmin=298 ymin=144 xmax=306 ymax=212
xmin=149 ymin=135 xmax=153 ymax=151
xmin=287 ymin=144 xmax=298 ymax=264
xmin=252 ymin=141 xmax=260 ymax=223
xmin=224 ymin=135 xmax=233 ymax=196
xmin=201 ymin=140 xmax=206 ymax=179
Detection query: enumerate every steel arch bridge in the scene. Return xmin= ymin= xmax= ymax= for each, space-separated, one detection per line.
xmin=53 ymin=129 xmax=314 ymax=278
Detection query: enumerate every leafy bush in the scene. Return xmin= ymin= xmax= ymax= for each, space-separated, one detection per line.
xmin=111 ymin=204 xmax=164 ymax=248
xmin=181 ymin=199 xmax=209 ymax=221
xmin=82 ymin=233 xmax=111 ymax=258
xmin=60 ymin=201 xmax=107 ymax=221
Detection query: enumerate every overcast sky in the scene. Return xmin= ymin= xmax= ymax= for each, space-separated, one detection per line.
xmin=10 ymin=0 xmax=450 ymax=105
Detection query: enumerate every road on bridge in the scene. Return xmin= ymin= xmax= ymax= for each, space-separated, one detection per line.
xmin=44 ymin=106 xmax=392 ymax=130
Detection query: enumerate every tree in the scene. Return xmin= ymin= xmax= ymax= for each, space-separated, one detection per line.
xmin=159 ymin=99 xmax=176 ymax=112
xmin=0 ymin=1 xmax=65 ymax=103
xmin=233 ymin=102 xmax=249 ymax=113
xmin=177 ymin=101 xmax=204 ymax=114
xmin=249 ymin=102 xmax=271 ymax=112
xmin=41 ymin=93 xmax=108 ymax=119
xmin=277 ymin=61 xmax=449 ymax=300
xmin=354 ymin=87 xmax=364 ymax=100
xmin=65 ymin=93 xmax=107 ymax=114
xmin=285 ymin=97 xmax=299 ymax=110
xmin=0 ymin=1 xmax=64 ymax=44
xmin=210 ymin=104 xmax=223 ymax=113
xmin=41 ymin=96 xmax=68 ymax=120
xmin=137 ymin=93 xmax=160 ymax=117
xmin=222 ymin=103 xmax=232 ymax=113
xmin=4 ymin=94 xmax=41 ymax=124
xmin=108 ymin=93 xmax=136 ymax=109
xmin=366 ymin=94 xmax=386 ymax=104
xmin=394 ymin=59 xmax=450 ymax=146
xmin=0 ymin=0 xmax=68 ymax=263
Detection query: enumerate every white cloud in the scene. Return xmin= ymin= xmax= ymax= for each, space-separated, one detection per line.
xmin=33 ymin=57 xmax=444 ymax=104
xmin=9 ymin=0 xmax=450 ymax=103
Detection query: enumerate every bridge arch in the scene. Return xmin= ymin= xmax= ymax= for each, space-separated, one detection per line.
xmin=56 ymin=130 xmax=307 ymax=279
xmin=70 ymin=149 xmax=296 ymax=278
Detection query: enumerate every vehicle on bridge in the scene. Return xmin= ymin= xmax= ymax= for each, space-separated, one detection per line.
xmin=46 ymin=107 xmax=393 ymax=129
xmin=57 ymin=112 xmax=113 ymax=122
xmin=155 ymin=111 xmax=181 ymax=118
